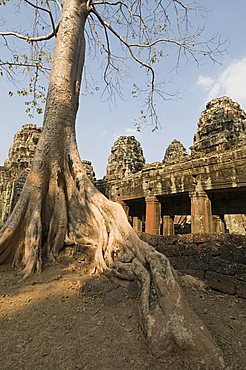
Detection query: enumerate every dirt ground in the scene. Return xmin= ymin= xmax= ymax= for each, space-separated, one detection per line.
xmin=0 ymin=259 xmax=245 ymax=370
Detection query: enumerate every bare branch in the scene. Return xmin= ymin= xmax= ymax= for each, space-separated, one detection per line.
xmin=0 ymin=24 xmax=59 ymax=42
xmin=91 ymin=7 xmax=155 ymax=90
xmin=24 ymin=0 xmax=49 ymax=13
xmin=0 ymin=0 xmax=227 ymax=129
xmin=24 ymin=0 xmax=58 ymax=37
xmin=46 ymin=0 xmax=58 ymax=37
xmin=0 ymin=61 xmax=51 ymax=70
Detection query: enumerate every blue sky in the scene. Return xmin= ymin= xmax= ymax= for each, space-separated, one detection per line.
xmin=1 ymin=1 xmax=246 ymax=178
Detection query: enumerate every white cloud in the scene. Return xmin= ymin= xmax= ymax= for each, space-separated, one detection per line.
xmin=197 ymin=57 xmax=246 ymax=108
xmin=196 ymin=75 xmax=215 ymax=89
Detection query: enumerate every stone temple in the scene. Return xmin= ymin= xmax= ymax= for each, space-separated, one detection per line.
xmin=0 ymin=96 xmax=246 ymax=235
xmin=0 ymin=124 xmax=41 ymax=225
xmin=0 ymin=125 xmax=95 ymax=226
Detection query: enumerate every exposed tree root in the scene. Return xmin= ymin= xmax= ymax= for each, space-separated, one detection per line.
xmin=0 ymin=147 xmax=225 ymax=368
xmin=102 ymin=221 xmax=224 ymax=368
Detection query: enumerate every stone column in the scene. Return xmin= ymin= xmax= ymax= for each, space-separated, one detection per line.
xmin=163 ymin=215 xmax=174 ymax=236
xmin=132 ymin=216 xmax=142 ymax=233
xmin=190 ymin=191 xmax=212 ymax=234
xmin=212 ymin=215 xmax=225 ymax=233
xmin=145 ymin=196 xmax=161 ymax=235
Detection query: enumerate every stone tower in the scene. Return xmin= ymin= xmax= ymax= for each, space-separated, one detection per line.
xmin=0 ymin=124 xmax=42 ymax=226
xmin=163 ymin=139 xmax=188 ymax=164
xmin=81 ymin=160 xmax=96 ymax=183
xmin=191 ymin=96 xmax=246 ymax=155
xmin=105 ymin=136 xmax=145 ymax=181
xmin=4 ymin=124 xmax=41 ymax=173
xmin=0 ymin=125 xmax=98 ymax=227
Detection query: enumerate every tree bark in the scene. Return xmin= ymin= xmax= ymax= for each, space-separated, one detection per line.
xmin=0 ymin=0 xmax=225 ymax=367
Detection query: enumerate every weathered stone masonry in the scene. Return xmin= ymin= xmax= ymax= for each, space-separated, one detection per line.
xmin=1 ymin=97 xmax=246 ymax=235
xmin=105 ymin=97 xmax=246 ymax=236
xmin=0 ymin=125 xmax=95 ymax=227
xmin=0 ymin=124 xmax=41 ymax=225
xmin=141 ymin=233 xmax=246 ymax=299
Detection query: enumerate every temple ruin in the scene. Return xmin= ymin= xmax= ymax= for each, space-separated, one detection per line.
xmin=0 ymin=124 xmax=41 ymax=226
xmin=1 ymin=96 xmax=246 ymax=235
xmin=0 ymin=125 xmax=95 ymax=226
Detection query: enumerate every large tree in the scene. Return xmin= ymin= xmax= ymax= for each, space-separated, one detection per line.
xmin=0 ymin=1 xmax=225 ymax=367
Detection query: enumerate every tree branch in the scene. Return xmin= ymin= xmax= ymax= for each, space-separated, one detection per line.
xmin=24 ymin=0 xmax=49 ymax=13
xmin=45 ymin=0 xmax=58 ymax=37
xmin=0 ymin=61 xmax=51 ymax=70
xmin=0 ymin=24 xmax=59 ymax=42
xmin=24 ymin=0 xmax=58 ymax=38
xmin=91 ymin=7 xmax=155 ymax=90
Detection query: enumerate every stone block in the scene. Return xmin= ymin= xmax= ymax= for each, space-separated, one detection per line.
xmin=156 ymin=244 xmax=184 ymax=257
xmin=140 ymin=233 xmax=158 ymax=246
xmin=162 ymin=235 xmax=179 ymax=245
xmin=177 ymin=242 xmax=198 ymax=256
xmin=221 ymin=241 xmax=246 ymax=264
xmin=209 ymin=257 xmax=236 ymax=275
xmin=205 ymin=271 xmax=235 ymax=295
xmin=169 ymin=256 xmax=190 ymax=270
xmin=188 ymin=254 xmax=210 ymax=271
xmin=235 ymin=263 xmax=246 ymax=281
xmin=205 ymin=242 xmax=221 ymax=257
xmin=192 ymin=233 xmax=212 ymax=244
xmin=182 ymin=269 xmax=205 ymax=280
xmin=235 ymin=280 xmax=246 ymax=299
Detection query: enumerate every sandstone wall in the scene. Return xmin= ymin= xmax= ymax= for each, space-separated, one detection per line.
xmin=140 ymin=233 xmax=246 ymax=299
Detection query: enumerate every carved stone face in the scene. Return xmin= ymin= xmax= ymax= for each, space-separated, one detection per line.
xmin=106 ymin=136 xmax=145 ymax=180
xmin=191 ymin=96 xmax=246 ymax=155
xmin=163 ymin=139 xmax=188 ymax=164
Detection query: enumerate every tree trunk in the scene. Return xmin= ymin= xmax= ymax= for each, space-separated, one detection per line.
xmin=0 ymin=0 xmax=224 ymax=367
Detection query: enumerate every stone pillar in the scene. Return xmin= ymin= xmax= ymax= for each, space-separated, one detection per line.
xmin=212 ymin=215 xmax=225 ymax=233
xmin=145 ymin=196 xmax=161 ymax=235
xmin=162 ymin=215 xmax=174 ymax=236
xmin=132 ymin=216 xmax=142 ymax=233
xmin=190 ymin=191 xmax=212 ymax=234
xmin=118 ymin=200 xmax=129 ymax=217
